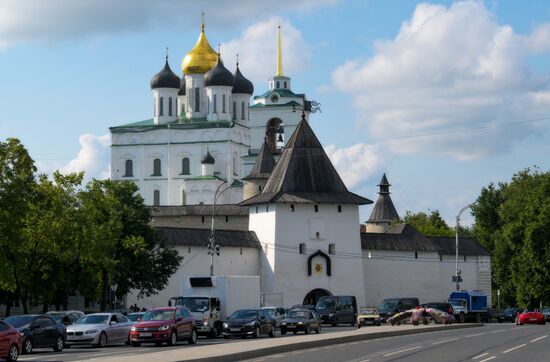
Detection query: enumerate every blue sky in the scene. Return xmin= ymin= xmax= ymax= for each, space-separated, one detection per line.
xmin=1 ymin=0 xmax=549 ymax=225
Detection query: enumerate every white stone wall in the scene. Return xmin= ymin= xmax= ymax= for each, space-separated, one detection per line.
xmin=249 ymin=203 xmax=366 ymax=308
xmin=126 ymin=245 xmax=260 ymax=309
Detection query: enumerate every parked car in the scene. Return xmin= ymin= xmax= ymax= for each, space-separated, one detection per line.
xmin=421 ymin=302 xmax=455 ymax=323
xmin=291 ymin=304 xmax=315 ymax=311
xmin=315 ymin=296 xmax=357 ymax=326
xmin=498 ymin=307 xmax=523 ymax=323
xmin=222 ymin=309 xmax=276 ymax=339
xmin=0 ymin=320 xmax=22 ymax=361
xmin=516 ymin=310 xmax=546 ymax=325
xmin=127 ymin=313 xmax=145 ymax=323
xmin=260 ymin=307 xmax=286 ymax=328
xmin=540 ymin=308 xmax=550 ymax=322
xmin=377 ymin=298 xmax=420 ymax=323
xmin=66 ymin=313 xmax=132 ymax=347
xmin=3 ymin=315 xmax=66 ymax=355
xmin=357 ymin=307 xmax=381 ymax=327
xmin=129 ymin=307 xmax=197 ymax=347
xmin=46 ymin=311 xmax=85 ymax=326
xmin=280 ymin=310 xmax=321 ymax=335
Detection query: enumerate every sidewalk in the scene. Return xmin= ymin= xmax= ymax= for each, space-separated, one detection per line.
xmin=101 ymin=323 xmax=482 ymax=362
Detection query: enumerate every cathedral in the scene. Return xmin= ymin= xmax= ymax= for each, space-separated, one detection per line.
xmin=110 ymin=19 xmax=492 ymax=310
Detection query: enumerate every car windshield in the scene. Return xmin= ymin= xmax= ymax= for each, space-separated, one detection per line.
xmin=316 ymin=298 xmax=337 ymax=310
xmin=127 ymin=314 xmax=143 ymax=322
xmin=449 ymin=300 xmax=463 ymax=307
xmin=360 ymin=308 xmax=377 ymax=314
xmin=175 ymin=297 xmax=210 ymax=313
xmin=378 ymin=301 xmax=398 ymax=311
xmin=76 ymin=315 xmax=109 ymax=325
xmin=504 ymin=308 xmax=517 ymax=313
xmin=4 ymin=316 xmax=34 ymax=328
xmin=142 ymin=310 xmax=174 ymax=321
xmin=230 ymin=310 xmax=258 ymax=320
xmin=262 ymin=308 xmax=276 ymax=317
xmin=288 ymin=311 xmax=308 ymax=318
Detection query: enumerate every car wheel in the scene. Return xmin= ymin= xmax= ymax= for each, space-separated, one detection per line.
xmin=53 ymin=335 xmax=64 ymax=352
xmin=268 ymin=325 xmax=275 ymax=338
xmin=280 ymin=328 xmax=287 ymax=335
xmin=305 ymin=325 xmax=310 ymax=334
xmin=155 ymin=341 xmax=163 ymax=347
xmin=316 ymin=325 xmax=321 ymax=334
xmin=293 ymin=330 xmax=298 ymax=334
xmin=459 ymin=313 xmax=465 ymax=323
xmin=209 ymin=325 xmax=219 ymax=339
xmin=253 ymin=326 xmax=260 ymax=338
xmin=7 ymin=344 xmax=19 ymax=362
xmin=332 ymin=317 xmax=339 ymax=327
xmin=23 ymin=338 xmax=33 ymax=354
xmin=131 ymin=341 xmax=141 ymax=347
xmin=187 ymin=328 xmax=197 ymax=344
xmin=168 ymin=331 xmax=177 ymax=346
xmin=357 ymin=323 xmax=361 ymax=329
xmin=97 ymin=332 xmax=107 ymax=348
xmin=475 ymin=314 xmax=482 ymax=323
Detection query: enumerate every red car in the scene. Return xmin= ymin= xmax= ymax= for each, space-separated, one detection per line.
xmin=129 ymin=307 xmax=197 ymax=347
xmin=516 ymin=310 xmax=546 ymax=325
xmin=0 ymin=320 xmax=22 ymax=362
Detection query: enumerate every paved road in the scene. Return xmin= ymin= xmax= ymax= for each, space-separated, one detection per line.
xmin=18 ymin=325 xmax=358 ymax=362
xmin=244 ymin=323 xmax=550 ymax=362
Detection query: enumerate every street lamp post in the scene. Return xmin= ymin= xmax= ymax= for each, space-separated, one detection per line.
xmin=208 ymin=181 xmax=230 ymax=277
xmin=455 ymin=203 xmax=476 ymax=291
xmin=110 ymin=283 xmax=118 ymax=310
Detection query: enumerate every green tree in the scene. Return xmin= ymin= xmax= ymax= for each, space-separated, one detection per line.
xmin=401 ymin=210 xmax=455 ymax=237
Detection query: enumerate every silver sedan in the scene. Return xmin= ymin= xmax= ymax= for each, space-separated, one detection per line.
xmin=66 ymin=313 xmax=132 ymax=347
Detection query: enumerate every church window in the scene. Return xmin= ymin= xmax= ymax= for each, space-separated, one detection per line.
xmin=213 ymin=94 xmax=217 ymax=113
xmin=232 ymin=101 xmax=236 ymax=120
xmin=153 ymin=158 xmax=161 ymax=176
xmin=284 ymin=81 xmax=287 ymax=88
xmin=314 ymin=205 xmax=319 ymax=213
xmin=315 ymin=232 xmax=320 ymax=240
xmin=290 ymin=204 xmax=295 ymax=212
xmin=154 ymin=97 xmax=157 ymax=116
xmin=159 ymin=97 xmax=164 ymax=116
xmin=201 ymin=216 xmax=205 ymax=223
xmin=440 ymin=254 xmax=443 ymax=262
xmin=169 ymin=97 xmax=173 ymax=116
xmin=276 ymin=81 xmax=280 ymax=88
xmin=181 ymin=158 xmax=190 ymax=175
xmin=266 ymin=205 xmax=269 ymax=212
xmin=124 ymin=159 xmax=133 ymax=177
xmin=240 ymin=247 xmax=243 ymax=255
xmin=329 ymin=243 xmax=335 ymax=255
xmin=258 ymin=185 xmax=262 ymax=192
xmin=338 ymin=205 xmax=342 ymax=213
xmin=464 ymin=255 xmax=467 ymax=262
xmin=153 ymin=190 xmax=160 ymax=206
xmin=181 ymin=190 xmax=186 ymax=205
xmin=299 ymin=243 xmax=306 ymax=254
xmin=181 ymin=103 xmax=185 ymax=115
xmin=194 ymin=87 xmax=200 ymax=112
xmin=241 ymin=102 xmax=245 ymax=120
xmin=222 ymin=94 xmax=226 ymax=113
xmin=226 ymin=216 xmax=229 ymax=223
xmin=255 ymin=206 xmax=259 ymax=214
xmin=414 ymin=252 xmax=418 ymax=259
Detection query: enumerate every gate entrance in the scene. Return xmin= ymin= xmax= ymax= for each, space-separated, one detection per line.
xmin=303 ymin=288 xmax=331 ymax=306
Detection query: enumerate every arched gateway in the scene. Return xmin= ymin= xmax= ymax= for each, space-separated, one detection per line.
xmin=303 ymin=288 xmax=331 ymax=306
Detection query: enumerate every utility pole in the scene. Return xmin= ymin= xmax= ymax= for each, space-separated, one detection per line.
xmin=208 ymin=180 xmax=229 ymax=276
xmin=455 ymin=203 xmax=476 ymax=291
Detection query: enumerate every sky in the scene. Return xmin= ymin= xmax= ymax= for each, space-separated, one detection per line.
xmin=1 ymin=0 xmax=549 ymax=225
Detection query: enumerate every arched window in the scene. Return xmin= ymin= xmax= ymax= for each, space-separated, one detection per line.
xmin=213 ymin=94 xmax=217 ymax=113
xmin=299 ymin=243 xmax=306 ymax=255
xmin=329 ymin=243 xmax=336 ymax=255
xmin=232 ymin=101 xmax=236 ymax=120
xmin=233 ymin=155 xmax=238 ymax=176
xmin=276 ymin=81 xmax=280 ymax=88
xmin=241 ymin=102 xmax=245 ymax=120
xmin=284 ymin=81 xmax=287 ymax=88
xmin=153 ymin=159 xmax=161 ymax=176
xmin=153 ymin=190 xmax=160 ymax=206
xmin=159 ymin=97 xmax=164 ymax=116
xmin=168 ymin=97 xmax=173 ymax=116
xmin=124 ymin=159 xmax=133 ymax=177
xmin=222 ymin=94 xmax=226 ymax=113
xmin=181 ymin=158 xmax=190 ymax=175
xmin=194 ymin=88 xmax=200 ymax=112
xmin=181 ymin=190 xmax=186 ymax=205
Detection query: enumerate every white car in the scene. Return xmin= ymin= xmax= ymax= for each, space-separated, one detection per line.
xmin=66 ymin=313 xmax=132 ymax=347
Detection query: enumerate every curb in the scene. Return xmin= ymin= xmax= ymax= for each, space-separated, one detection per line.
xmin=182 ymin=323 xmax=484 ymax=362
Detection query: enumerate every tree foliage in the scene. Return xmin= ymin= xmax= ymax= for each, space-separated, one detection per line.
xmin=401 ymin=210 xmax=455 ymax=237
xmin=0 ymin=138 xmax=182 ymax=315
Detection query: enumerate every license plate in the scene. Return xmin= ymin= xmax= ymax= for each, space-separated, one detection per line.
xmin=530 ymin=318 xmax=537 ymax=321
xmin=140 ymin=333 xmax=152 ymax=337
xmin=230 ymin=328 xmax=241 ymax=332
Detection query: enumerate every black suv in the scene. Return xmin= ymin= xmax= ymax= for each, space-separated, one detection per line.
xmin=315 ymin=296 xmax=357 ymax=326
xmin=498 ymin=307 xmax=523 ymax=323
xmin=378 ymin=298 xmax=420 ymax=323
xmin=222 ymin=309 xmax=276 ymax=339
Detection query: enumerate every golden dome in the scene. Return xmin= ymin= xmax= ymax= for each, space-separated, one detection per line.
xmin=182 ymin=22 xmax=218 ymax=75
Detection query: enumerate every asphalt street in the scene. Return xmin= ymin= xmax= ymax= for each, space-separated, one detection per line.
xmin=244 ymin=323 xmax=550 ymax=362
xmin=18 ymin=325 xmax=358 ymax=362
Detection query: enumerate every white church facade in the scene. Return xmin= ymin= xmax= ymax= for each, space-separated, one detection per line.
xmin=111 ymin=20 xmax=492 ymax=311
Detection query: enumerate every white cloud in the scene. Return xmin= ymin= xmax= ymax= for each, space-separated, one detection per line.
xmin=0 ymin=0 xmax=335 ymax=50
xmin=220 ymin=17 xmax=310 ymax=86
xmin=324 ymin=143 xmax=383 ymax=188
xmin=61 ymin=133 xmax=110 ymax=180
xmin=332 ymin=0 xmax=550 ymax=160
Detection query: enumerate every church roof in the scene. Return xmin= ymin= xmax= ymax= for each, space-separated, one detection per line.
xmin=201 ymin=150 xmax=215 ymax=164
xmin=204 ymin=55 xmax=234 ymax=87
xmin=242 ymin=140 xmax=275 ymax=180
xmin=150 ymin=58 xmax=181 ymax=89
xmin=178 ymin=76 xmax=186 ymax=96
xmin=367 ymin=174 xmax=399 ymax=223
xmin=253 ymin=89 xmax=304 ymax=100
xmin=232 ymin=64 xmax=254 ymax=94
xmin=152 ymin=204 xmax=248 ymax=217
xmin=160 ymin=227 xmax=260 ymax=248
xmin=429 ymin=236 xmax=491 ymax=256
xmin=240 ymin=118 xmax=373 ymax=205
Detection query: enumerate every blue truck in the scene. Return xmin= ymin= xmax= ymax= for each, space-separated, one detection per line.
xmin=448 ymin=290 xmax=488 ymax=323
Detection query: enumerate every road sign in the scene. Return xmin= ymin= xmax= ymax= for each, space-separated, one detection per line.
xmin=452 ymin=276 xmax=463 ymax=283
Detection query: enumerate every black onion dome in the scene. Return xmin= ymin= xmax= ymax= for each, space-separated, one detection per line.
xmin=204 ymin=55 xmax=234 ymax=87
xmin=150 ymin=59 xmax=180 ymax=89
xmin=201 ymin=150 xmax=215 ymax=164
xmin=178 ymin=76 xmax=186 ymax=95
xmin=232 ymin=65 xmax=254 ymax=94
